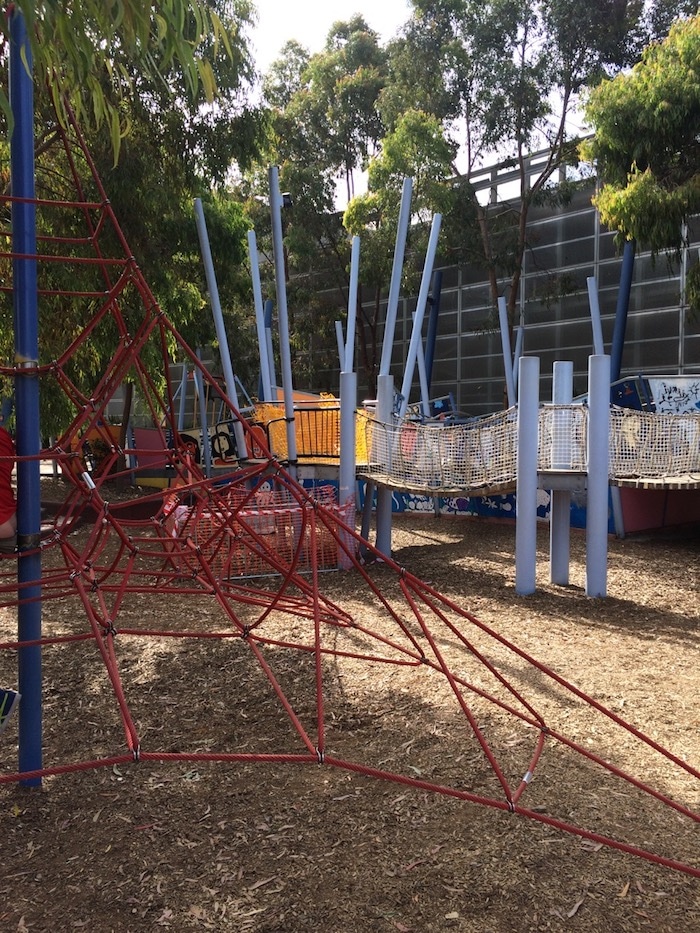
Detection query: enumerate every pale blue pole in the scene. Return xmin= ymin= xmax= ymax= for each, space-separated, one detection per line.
xmin=397 ymin=213 xmax=442 ymax=418
xmin=586 ymin=355 xmax=611 ymax=597
xmin=10 ymin=9 xmax=43 ymax=785
xmin=515 ymin=356 xmax=539 ymax=595
xmin=549 ymin=361 xmax=573 ymax=586
xmin=498 ymin=297 xmax=516 ymax=408
xmin=193 ymin=199 xmax=247 ymax=458
xmin=247 ymin=230 xmax=272 ymax=403
xmin=268 ymin=166 xmax=298 ymax=478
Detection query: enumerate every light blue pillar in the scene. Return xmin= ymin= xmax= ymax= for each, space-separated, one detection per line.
xmin=586 ymin=355 xmax=610 ymax=597
xmin=515 ymin=356 xmax=540 ymax=595
xmin=397 ymin=214 xmax=442 ymax=418
xmin=374 ymin=374 xmax=395 ymax=558
xmin=498 ymin=297 xmax=516 ymax=408
xmin=193 ymin=199 xmax=247 ymax=458
xmin=247 ymin=230 xmax=272 ymax=403
xmin=268 ymin=167 xmax=297 ymax=478
xmin=549 ymin=361 xmax=573 ymax=585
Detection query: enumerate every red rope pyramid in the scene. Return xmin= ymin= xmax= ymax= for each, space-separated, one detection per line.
xmin=0 ymin=110 xmax=697 ymax=879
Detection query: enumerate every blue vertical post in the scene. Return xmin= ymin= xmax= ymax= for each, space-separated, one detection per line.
xmin=10 ymin=10 xmax=43 ymax=784
xmin=610 ymin=239 xmax=636 ymax=382
xmin=424 ymin=269 xmax=442 ymax=394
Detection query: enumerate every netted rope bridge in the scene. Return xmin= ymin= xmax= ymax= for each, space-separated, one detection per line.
xmin=356 ymin=404 xmax=700 ymax=496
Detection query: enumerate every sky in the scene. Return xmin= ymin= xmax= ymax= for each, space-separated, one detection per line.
xmin=249 ymin=0 xmax=412 ymax=72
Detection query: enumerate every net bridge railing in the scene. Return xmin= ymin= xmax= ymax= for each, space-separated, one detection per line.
xmin=359 ymin=405 xmax=700 ymax=494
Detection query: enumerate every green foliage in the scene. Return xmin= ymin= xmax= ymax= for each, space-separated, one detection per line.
xmin=241 ymin=16 xmax=394 ymax=393
xmin=686 ymin=257 xmax=700 ymax=320
xmin=343 ymin=110 xmax=462 ymax=390
xmin=262 ymin=41 xmax=310 ymax=110
xmin=584 ymin=11 xmax=700 ymax=318
xmin=0 ymin=2 xmax=264 ymax=435
xmin=262 ymin=16 xmax=389 ymax=206
xmin=345 ymin=109 xmax=457 ymax=283
xmin=373 ymin=0 xmax=676 ymax=334
xmin=237 ymin=0 xmax=694 ymax=395
xmin=0 ymin=98 xmax=256 ymax=437
xmin=584 ymin=13 xmax=700 ymax=181
xmin=584 ymin=15 xmax=700 ymax=251
xmin=594 ymin=166 xmax=700 ymax=248
xmin=1 ymin=1 xmax=257 ymax=163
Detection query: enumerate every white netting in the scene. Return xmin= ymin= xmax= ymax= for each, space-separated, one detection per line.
xmin=359 ymin=404 xmax=700 ymax=494
xmin=538 ymin=405 xmax=588 ymax=472
xmin=609 ymin=407 xmax=700 ymax=478
xmin=361 ymin=408 xmax=518 ymax=493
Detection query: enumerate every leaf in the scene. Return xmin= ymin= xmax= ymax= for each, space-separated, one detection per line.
xmin=567 ymin=896 xmax=585 ymax=918
xmin=618 ymin=881 xmax=630 ymax=898
xmin=247 ymin=875 xmax=279 ymax=892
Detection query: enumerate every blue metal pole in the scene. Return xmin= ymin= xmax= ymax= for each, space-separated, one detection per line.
xmin=610 ymin=239 xmax=636 ymax=382
xmin=424 ymin=269 xmax=442 ymax=394
xmin=193 ymin=199 xmax=247 ymax=458
xmin=10 ymin=9 xmax=43 ymax=785
xmin=263 ymin=299 xmax=276 ymax=394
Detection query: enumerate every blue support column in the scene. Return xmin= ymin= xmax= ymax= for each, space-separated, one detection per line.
xmin=10 ymin=10 xmax=43 ymax=785
xmin=424 ymin=269 xmax=442 ymax=394
xmin=610 ymin=239 xmax=636 ymax=382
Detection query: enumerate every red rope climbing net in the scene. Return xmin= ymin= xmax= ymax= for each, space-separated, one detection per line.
xmin=0 ymin=107 xmax=697 ymax=880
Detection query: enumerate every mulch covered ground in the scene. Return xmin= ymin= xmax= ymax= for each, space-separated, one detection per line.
xmin=0 ymin=504 xmax=698 ymax=932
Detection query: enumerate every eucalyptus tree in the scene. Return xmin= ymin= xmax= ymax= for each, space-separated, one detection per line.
xmin=250 ymin=17 xmax=391 ymax=392
xmin=0 ymin=0 xmax=263 ymax=435
xmin=380 ymin=0 xmax=691 ymax=329
xmin=583 ymin=14 xmax=700 ymax=315
xmin=344 ymin=110 xmax=464 ymax=391
xmin=0 ymin=0 xmax=255 ymax=160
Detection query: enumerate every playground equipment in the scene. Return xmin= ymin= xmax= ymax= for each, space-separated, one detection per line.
xmin=352 ymin=220 xmax=700 ymax=591
xmin=1 ymin=14 xmax=698 ymax=882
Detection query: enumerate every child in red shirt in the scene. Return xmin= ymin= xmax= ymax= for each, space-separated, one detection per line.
xmin=0 ymin=429 xmax=18 ymax=732
xmin=0 ymin=427 xmax=17 ymax=551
